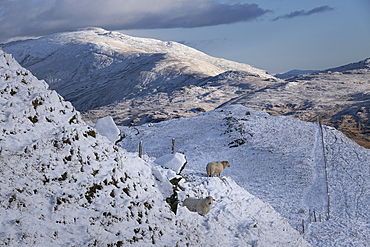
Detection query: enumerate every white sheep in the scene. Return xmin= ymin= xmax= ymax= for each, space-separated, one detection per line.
xmin=206 ymin=161 xmax=230 ymax=177
xmin=182 ymin=196 xmax=214 ymax=216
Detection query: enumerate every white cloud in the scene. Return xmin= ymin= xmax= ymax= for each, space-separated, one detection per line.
xmin=272 ymin=5 xmax=334 ymax=21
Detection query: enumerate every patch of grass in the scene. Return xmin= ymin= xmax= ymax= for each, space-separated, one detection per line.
xmin=63 ymin=138 xmax=71 ymax=145
xmin=8 ymin=194 xmax=16 ymax=204
xmin=228 ymin=138 xmax=246 ymax=148
xmin=42 ymin=174 xmax=50 ymax=185
xmin=94 ymin=152 xmax=99 ymax=160
xmin=32 ymin=98 xmax=43 ymax=109
xmin=64 ymin=155 xmax=72 ymax=162
xmin=144 ymin=201 xmax=152 ymax=210
xmin=58 ymin=172 xmax=68 ymax=181
xmin=85 ymin=183 xmax=103 ymax=204
xmin=69 ymin=114 xmax=79 ymax=124
xmin=92 ymin=169 xmax=99 ymax=177
xmin=111 ymin=175 xmax=119 ymax=188
xmin=120 ymin=172 xmax=131 ymax=183
xmin=28 ymin=115 xmax=38 ymax=123
xmin=123 ymin=187 xmax=130 ymax=196
xmin=85 ymin=130 xmax=96 ymax=138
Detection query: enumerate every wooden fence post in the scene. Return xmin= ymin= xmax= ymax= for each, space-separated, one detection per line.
xmin=172 ymin=139 xmax=175 ymax=154
xmin=139 ymin=141 xmax=143 ymax=158
xmin=318 ymin=115 xmax=330 ymax=220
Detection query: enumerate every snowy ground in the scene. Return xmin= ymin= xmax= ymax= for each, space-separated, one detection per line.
xmin=118 ymin=104 xmax=370 ymax=246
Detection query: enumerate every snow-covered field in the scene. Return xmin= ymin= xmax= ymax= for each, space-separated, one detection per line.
xmin=1 ymin=49 xmax=312 ymax=246
xmin=118 ymin=104 xmax=370 ymax=246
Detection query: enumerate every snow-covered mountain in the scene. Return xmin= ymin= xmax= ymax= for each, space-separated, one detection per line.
xmin=321 ymin=58 xmax=370 ymax=73
xmin=1 ymin=27 xmax=273 ymax=114
xmin=274 ymin=69 xmax=317 ymax=79
xmin=3 ymin=28 xmax=369 ymax=150
xmin=118 ymin=103 xmax=370 ymax=246
xmin=1 ymin=49 xmax=311 ymax=246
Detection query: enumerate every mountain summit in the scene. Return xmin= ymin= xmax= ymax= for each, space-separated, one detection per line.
xmin=2 ymin=27 xmax=273 ymax=114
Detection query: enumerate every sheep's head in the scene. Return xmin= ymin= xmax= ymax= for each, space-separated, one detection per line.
xmin=222 ymin=161 xmax=230 ymax=168
xmin=205 ymin=196 xmax=214 ymax=205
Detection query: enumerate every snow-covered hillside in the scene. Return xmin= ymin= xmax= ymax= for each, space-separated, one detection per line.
xmin=3 ymin=28 xmax=369 ymax=150
xmin=85 ymin=70 xmax=280 ymax=126
xmin=274 ymin=69 xmax=317 ymax=79
xmin=0 ymin=50 xmax=311 ymax=246
xmin=118 ymin=104 xmax=370 ymax=246
xmin=1 ymin=27 xmax=273 ymax=114
xmin=321 ymin=58 xmax=370 ymax=73
xmin=220 ymin=58 xmax=370 ymax=148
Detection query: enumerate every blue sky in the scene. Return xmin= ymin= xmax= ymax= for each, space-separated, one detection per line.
xmin=1 ymin=0 xmax=369 ymax=73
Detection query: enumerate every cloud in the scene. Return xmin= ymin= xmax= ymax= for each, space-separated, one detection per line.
xmin=179 ymin=38 xmax=231 ymax=48
xmin=272 ymin=5 xmax=334 ymax=21
xmin=0 ymin=0 xmax=270 ymax=43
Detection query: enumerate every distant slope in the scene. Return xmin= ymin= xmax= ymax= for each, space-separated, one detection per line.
xmin=84 ymin=70 xmax=280 ymax=126
xmin=0 ymin=49 xmax=309 ymax=246
xmin=118 ymin=104 xmax=370 ymax=246
xmin=274 ymin=69 xmax=317 ymax=79
xmin=2 ymin=27 xmax=273 ymax=113
xmin=322 ymin=58 xmax=370 ymax=73
xmin=220 ymin=58 xmax=370 ymax=148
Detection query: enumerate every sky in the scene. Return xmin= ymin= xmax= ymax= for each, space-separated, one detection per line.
xmin=0 ymin=0 xmax=369 ymax=74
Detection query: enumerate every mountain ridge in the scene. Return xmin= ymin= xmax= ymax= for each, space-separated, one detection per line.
xmin=274 ymin=69 xmax=318 ymax=79
xmin=2 ymin=27 xmax=273 ymax=112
